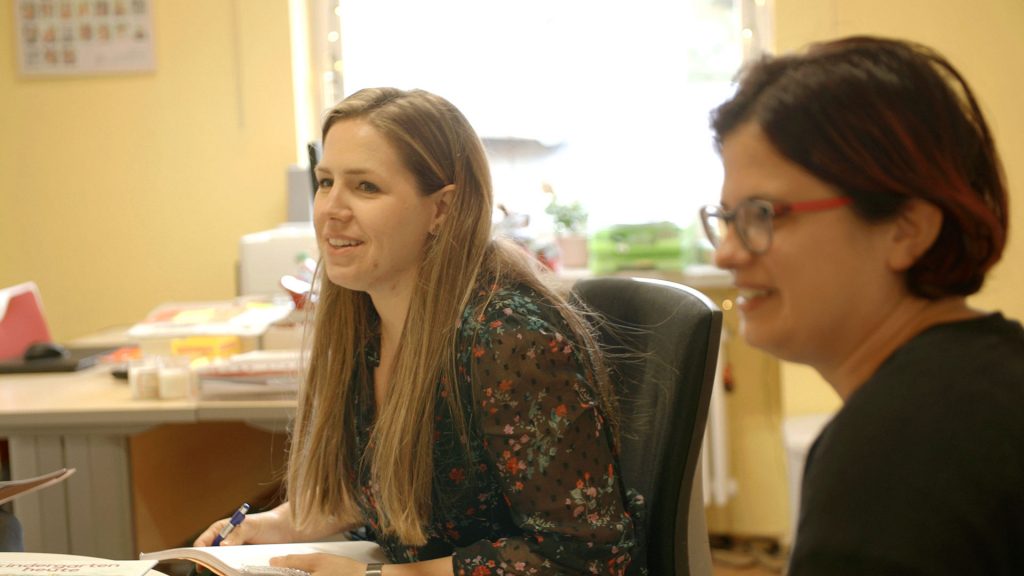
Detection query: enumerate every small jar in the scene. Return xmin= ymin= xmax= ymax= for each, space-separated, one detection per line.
xmin=157 ymin=356 xmax=196 ymax=400
xmin=128 ymin=357 xmax=160 ymax=400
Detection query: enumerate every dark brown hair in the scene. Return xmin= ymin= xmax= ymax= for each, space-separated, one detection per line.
xmin=711 ymin=36 xmax=1008 ymax=298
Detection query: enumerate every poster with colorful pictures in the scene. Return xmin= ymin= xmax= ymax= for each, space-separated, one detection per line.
xmin=14 ymin=0 xmax=155 ymax=76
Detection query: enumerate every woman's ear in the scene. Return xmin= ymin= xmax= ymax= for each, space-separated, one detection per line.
xmin=887 ymin=198 xmax=943 ymax=271
xmin=429 ymin=184 xmax=456 ymax=234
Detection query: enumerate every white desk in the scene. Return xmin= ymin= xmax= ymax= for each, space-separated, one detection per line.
xmin=0 ymin=365 xmax=295 ymax=559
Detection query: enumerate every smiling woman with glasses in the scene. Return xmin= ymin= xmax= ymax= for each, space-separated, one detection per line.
xmin=706 ymin=37 xmax=1024 ymax=575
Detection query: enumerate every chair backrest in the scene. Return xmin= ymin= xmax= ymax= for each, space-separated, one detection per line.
xmin=572 ymin=277 xmax=722 ymax=576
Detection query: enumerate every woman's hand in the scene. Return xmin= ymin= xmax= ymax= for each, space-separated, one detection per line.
xmin=269 ymin=553 xmax=370 ymax=576
xmin=193 ymin=505 xmax=297 ymax=546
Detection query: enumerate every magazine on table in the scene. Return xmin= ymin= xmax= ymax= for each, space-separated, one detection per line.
xmin=0 ymin=553 xmax=156 ymax=576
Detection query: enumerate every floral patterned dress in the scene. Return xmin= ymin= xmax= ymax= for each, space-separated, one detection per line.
xmin=351 ymin=279 xmax=641 ymax=575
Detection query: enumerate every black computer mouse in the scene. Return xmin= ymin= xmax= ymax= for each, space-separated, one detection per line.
xmin=23 ymin=341 xmax=69 ymax=361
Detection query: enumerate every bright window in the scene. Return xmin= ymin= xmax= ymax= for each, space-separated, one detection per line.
xmin=312 ymin=0 xmax=762 ymax=252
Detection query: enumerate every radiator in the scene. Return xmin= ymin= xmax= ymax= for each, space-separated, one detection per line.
xmin=702 ymin=331 xmax=735 ymax=506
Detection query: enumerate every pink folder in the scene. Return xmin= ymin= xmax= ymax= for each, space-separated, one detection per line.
xmin=0 ymin=282 xmax=52 ymax=361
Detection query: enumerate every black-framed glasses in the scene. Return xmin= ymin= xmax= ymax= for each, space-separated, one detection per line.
xmin=700 ymin=196 xmax=853 ymax=254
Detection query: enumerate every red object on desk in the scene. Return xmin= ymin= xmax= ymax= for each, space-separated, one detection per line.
xmin=0 ymin=281 xmax=53 ymax=361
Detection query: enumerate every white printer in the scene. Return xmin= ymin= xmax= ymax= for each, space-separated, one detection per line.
xmin=237 ymin=223 xmax=319 ymax=296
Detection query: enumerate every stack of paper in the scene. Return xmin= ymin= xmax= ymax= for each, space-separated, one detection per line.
xmin=128 ymin=299 xmax=295 ymax=340
xmin=194 ymin=350 xmax=303 ymax=399
xmin=127 ymin=298 xmax=296 ymax=358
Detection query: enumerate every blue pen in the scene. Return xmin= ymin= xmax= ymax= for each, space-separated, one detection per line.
xmin=212 ymin=503 xmax=250 ymax=546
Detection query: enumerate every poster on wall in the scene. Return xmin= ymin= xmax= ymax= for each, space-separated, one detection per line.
xmin=14 ymin=0 xmax=155 ymax=76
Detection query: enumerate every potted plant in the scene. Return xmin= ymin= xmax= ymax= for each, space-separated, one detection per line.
xmin=543 ymin=184 xmax=589 ymax=268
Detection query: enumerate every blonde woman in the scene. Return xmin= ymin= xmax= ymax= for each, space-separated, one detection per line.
xmin=196 ymin=88 xmax=639 ymax=576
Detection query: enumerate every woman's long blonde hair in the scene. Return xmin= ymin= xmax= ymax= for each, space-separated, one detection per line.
xmin=286 ymin=87 xmax=617 ymax=545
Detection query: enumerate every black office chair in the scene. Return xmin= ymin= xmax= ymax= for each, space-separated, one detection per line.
xmin=572 ymin=277 xmax=722 ymax=576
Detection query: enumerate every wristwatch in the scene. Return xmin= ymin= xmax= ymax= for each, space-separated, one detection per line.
xmin=364 ymin=562 xmax=384 ymax=576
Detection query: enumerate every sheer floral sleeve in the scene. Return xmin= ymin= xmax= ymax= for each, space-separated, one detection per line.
xmin=450 ymin=285 xmax=637 ymax=575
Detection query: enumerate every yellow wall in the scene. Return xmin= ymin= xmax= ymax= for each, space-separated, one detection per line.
xmin=775 ymin=0 xmax=1024 ymax=416
xmin=0 ymin=0 xmax=297 ymax=341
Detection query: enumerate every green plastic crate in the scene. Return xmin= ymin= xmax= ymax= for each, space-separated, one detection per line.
xmin=588 ymin=222 xmax=686 ymax=274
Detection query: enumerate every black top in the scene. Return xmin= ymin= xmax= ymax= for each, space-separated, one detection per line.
xmin=789 ymin=313 xmax=1024 ymax=575
xmin=353 ymin=280 xmax=640 ymax=575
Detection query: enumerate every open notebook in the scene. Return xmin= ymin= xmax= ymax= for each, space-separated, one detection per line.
xmin=139 ymin=541 xmax=385 ymax=576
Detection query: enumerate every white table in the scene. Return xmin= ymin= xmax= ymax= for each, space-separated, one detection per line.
xmin=0 ymin=364 xmax=294 ymax=559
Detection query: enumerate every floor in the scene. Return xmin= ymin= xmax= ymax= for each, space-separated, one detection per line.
xmin=710 ymin=541 xmax=787 ymax=576
xmin=713 ymin=560 xmax=783 ymax=576
xmin=714 ymin=566 xmax=780 ymax=576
